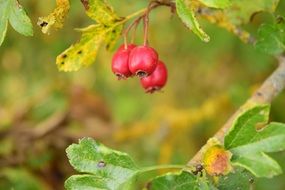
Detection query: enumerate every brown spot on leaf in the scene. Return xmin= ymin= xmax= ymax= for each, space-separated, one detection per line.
xmin=203 ymin=145 xmax=232 ymax=176
xmin=80 ymin=0 xmax=89 ymax=10
xmin=77 ymin=50 xmax=82 ymax=55
xmin=62 ymin=54 xmax=67 ymax=58
xmin=40 ymin=21 xmax=48 ymax=27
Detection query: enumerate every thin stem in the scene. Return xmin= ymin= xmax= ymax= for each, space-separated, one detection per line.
xmin=123 ymin=15 xmax=143 ymax=45
xmin=123 ymin=35 xmax=128 ymax=49
xmin=140 ymin=164 xmax=185 ymax=173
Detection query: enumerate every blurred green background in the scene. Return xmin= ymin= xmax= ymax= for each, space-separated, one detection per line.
xmin=0 ymin=0 xmax=284 ymax=189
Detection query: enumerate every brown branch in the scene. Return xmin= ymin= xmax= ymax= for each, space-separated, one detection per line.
xmin=188 ymin=56 xmax=285 ymax=166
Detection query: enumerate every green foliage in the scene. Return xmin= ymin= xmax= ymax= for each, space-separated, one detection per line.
xmin=217 ymin=168 xmax=254 ymax=190
xmin=255 ymin=18 xmax=285 ymax=55
xmin=66 ymin=138 xmax=215 ymax=190
xmin=65 ymin=138 xmax=139 ymax=190
xmin=148 ymin=171 xmax=216 ymax=190
xmin=56 ymin=0 xmax=123 ymax=72
xmin=176 ymin=0 xmax=210 ymax=42
xmin=225 ymin=104 xmax=285 ymax=177
xmin=0 ymin=0 xmax=33 ymax=46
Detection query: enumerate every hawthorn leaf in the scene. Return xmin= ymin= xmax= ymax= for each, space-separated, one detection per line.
xmin=176 ymin=0 xmax=210 ymax=42
xmin=217 ymin=168 xmax=254 ymax=190
xmin=224 ymin=0 xmax=279 ymax=25
xmin=230 ymin=122 xmax=285 ymax=155
xmin=56 ymin=25 xmax=106 ymax=71
xmin=255 ymin=21 xmax=285 ymax=55
xmin=0 ymin=0 xmax=33 ymax=46
xmin=231 ymin=152 xmax=282 ymax=178
xmin=8 ymin=0 xmax=33 ymax=36
xmin=38 ymin=0 xmax=70 ymax=34
xmin=81 ymin=0 xmax=123 ymax=25
xmin=105 ymin=25 xmax=123 ymax=51
xmin=56 ymin=0 xmax=123 ymax=72
xmin=224 ymin=104 xmax=285 ymax=178
xmin=0 ymin=1 xmax=9 ymax=46
xmin=56 ymin=23 xmax=123 ymax=71
xmin=148 ymin=171 xmax=217 ymax=190
xmin=198 ymin=0 xmax=230 ymax=9
xmin=65 ymin=138 xmax=139 ymax=190
xmin=224 ymin=104 xmax=270 ymax=149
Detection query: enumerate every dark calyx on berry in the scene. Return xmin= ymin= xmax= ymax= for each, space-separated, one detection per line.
xmin=140 ymin=61 xmax=168 ymax=93
xmin=111 ymin=44 xmax=136 ymax=80
xmin=128 ymin=46 xmax=158 ymax=78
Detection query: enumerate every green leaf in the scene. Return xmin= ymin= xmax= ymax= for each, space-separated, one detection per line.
xmin=224 ymin=104 xmax=285 ymax=178
xmin=230 ymin=122 xmax=285 ymax=155
xmin=255 ymin=21 xmax=285 ymax=55
xmin=65 ymin=174 xmax=135 ymax=190
xmin=176 ymin=0 xmax=210 ymax=42
xmin=56 ymin=0 xmax=123 ymax=71
xmin=198 ymin=0 xmax=230 ymax=8
xmin=231 ymin=152 xmax=282 ymax=178
xmin=0 ymin=0 xmax=33 ymax=46
xmin=8 ymin=0 xmax=33 ymax=36
xmin=217 ymin=168 xmax=254 ymax=190
xmin=65 ymin=138 xmax=139 ymax=190
xmin=148 ymin=171 xmax=217 ymax=190
xmin=0 ymin=1 xmax=9 ymax=46
xmin=224 ymin=104 xmax=270 ymax=149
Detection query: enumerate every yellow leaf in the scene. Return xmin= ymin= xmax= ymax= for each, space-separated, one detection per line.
xmin=37 ymin=0 xmax=70 ymax=34
xmin=81 ymin=0 xmax=123 ymax=25
xmin=56 ymin=25 xmax=105 ymax=72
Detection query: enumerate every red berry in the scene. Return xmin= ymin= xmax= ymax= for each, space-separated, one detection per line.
xmin=111 ymin=44 xmax=136 ymax=79
xmin=128 ymin=46 xmax=158 ymax=78
xmin=140 ymin=61 xmax=168 ymax=93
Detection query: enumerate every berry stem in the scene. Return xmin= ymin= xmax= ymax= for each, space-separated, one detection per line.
xmin=143 ymin=14 xmax=149 ymax=46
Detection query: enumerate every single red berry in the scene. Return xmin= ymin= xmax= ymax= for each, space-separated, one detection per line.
xmin=140 ymin=61 xmax=168 ymax=93
xmin=111 ymin=44 xmax=136 ymax=79
xmin=128 ymin=46 xmax=158 ymax=78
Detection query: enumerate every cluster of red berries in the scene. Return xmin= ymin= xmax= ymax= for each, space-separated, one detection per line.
xmin=111 ymin=44 xmax=168 ymax=93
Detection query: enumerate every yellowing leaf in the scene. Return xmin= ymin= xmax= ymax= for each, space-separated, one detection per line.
xmin=38 ymin=0 xmax=70 ymax=34
xmin=56 ymin=0 xmax=123 ymax=72
xmin=56 ymin=25 xmax=105 ymax=72
xmin=81 ymin=0 xmax=123 ymax=25
xmin=203 ymin=144 xmax=232 ymax=176
xmin=105 ymin=25 xmax=123 ymax=51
